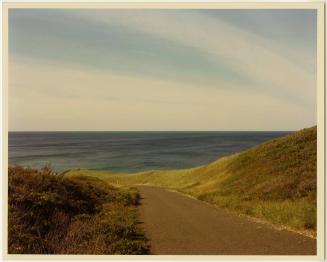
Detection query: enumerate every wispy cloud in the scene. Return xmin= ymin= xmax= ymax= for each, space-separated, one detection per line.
xmin=73 ymin=10 xmax=315 ymax=106
xmin=8 ymin=9 xmax=316 ymax=131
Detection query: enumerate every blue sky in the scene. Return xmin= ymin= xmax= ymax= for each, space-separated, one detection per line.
xmin=9 ymin=9 xmax=317 ymax=131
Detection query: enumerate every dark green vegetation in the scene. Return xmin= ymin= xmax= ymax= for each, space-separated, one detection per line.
xmin=69 ymin=126 xmax=317 ymax=237
xmin=8 ymin=166 xmax=149 ymax=254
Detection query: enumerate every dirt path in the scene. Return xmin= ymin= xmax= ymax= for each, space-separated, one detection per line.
xmin=137 ymin=186 xmax=316 ymax=255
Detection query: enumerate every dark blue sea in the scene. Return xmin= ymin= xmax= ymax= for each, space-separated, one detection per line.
xmin=8 ymin=131 xmax=290 ymax=173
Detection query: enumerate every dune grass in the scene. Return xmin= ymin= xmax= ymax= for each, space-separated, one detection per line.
xmin=8 ymin=166 xmax=149 ymax=254
xmin=67 ymin=126 xmax=317 ymax=237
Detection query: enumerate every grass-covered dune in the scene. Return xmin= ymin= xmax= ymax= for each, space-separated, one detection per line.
xmin=68 ymin=126 xmax=317 ymax=237
xmin=8 ymin=166 xmax=149 ymax=254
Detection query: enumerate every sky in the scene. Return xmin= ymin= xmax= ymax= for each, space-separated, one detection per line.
xmin=8 ymin=9 xmax=317 ymax=131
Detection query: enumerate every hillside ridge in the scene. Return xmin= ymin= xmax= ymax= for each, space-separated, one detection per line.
xmin=68 ymin=126 xmax=317 ymax=236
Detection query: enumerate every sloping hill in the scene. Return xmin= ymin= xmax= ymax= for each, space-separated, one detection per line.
xmin=67 ymin=126 xmax=317 ymax=236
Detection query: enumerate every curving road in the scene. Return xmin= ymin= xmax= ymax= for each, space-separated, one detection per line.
xmin=137 ymin=186 xmax=316 ymax=255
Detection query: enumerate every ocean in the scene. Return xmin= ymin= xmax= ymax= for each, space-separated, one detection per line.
xmin=8 ymin=131 xmax=290 ymax=173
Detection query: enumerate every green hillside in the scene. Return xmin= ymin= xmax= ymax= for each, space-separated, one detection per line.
xmin=68 ymin=126 xmax=317 ymax=236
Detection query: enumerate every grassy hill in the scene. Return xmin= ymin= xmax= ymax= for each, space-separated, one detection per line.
xmin=8 ymin=166 xmax=149 ymax=254
xmin=67 ymin=126 xmax=317 ymax=236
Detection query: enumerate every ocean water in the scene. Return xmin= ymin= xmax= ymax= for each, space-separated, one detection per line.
xmin=8 ymin=131 xmax=290 ymax=173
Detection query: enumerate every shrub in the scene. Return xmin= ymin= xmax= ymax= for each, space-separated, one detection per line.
xmin=8 ymin=166 xmax=149 ymax=254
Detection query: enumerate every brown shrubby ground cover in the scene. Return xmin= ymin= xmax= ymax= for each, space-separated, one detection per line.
xmin=8 ymin=166 xmax=149 ymax=254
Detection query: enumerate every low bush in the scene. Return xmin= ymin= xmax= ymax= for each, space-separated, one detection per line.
xmin=8 ymin=166 xmax=149 ymax=254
